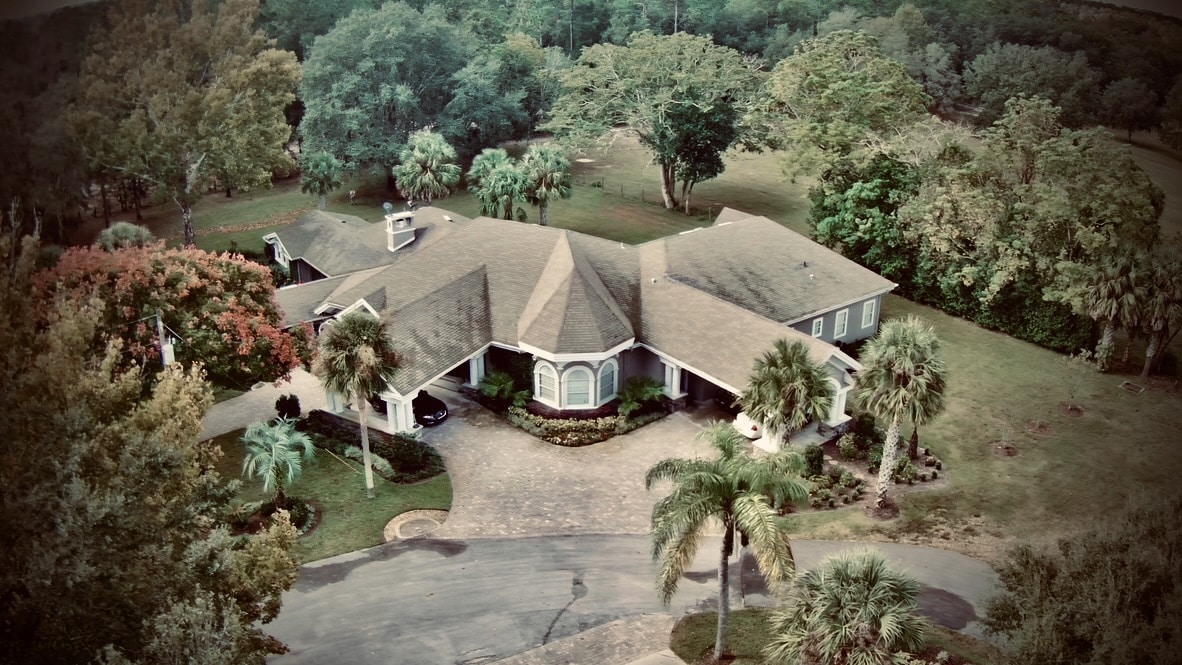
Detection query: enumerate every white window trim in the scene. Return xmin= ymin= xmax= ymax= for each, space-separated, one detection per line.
xmin=597 ymin=359 xmax=619 ymax=405
xmin=811 ymin=318 xmax=823 ymax=337
xmin=834 ymin=309 xmax=848 ymax=338
xmin=862 ymin=300 xmax=875 ymax=328
xmin=534 ymin=361 xmax=558 ymax=408
xmin=561 ymin=366 xmax=594 ymax=409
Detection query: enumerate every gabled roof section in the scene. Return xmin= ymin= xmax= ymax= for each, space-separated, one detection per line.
xmin=639 ymin=273 xmax=837 ymax=394
xmin=271 ymin=211 xmax=393 ymax=277
xmin=662 ymin=214 xmax=895 ymax=324
xmin=518 ymin=232 xmax=633 ymax=354
xmin=385 ymin=265 xmax=492 ymax=396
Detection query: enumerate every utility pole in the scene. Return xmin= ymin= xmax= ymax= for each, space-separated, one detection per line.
xmin=156 ymin=309 xmax=170 ymax=368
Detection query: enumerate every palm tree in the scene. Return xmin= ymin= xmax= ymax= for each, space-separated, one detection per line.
xmin=300 ymin=150 xmax=343 ymax=211
xmin=241 ymin=418 xmax=315 ymax=510
xmin=1081 ymin=250 xmax=1144 ymax=371
xmin=393 ymin=129 xmax=461 ymax=205
xmin=466 ymin=147 xmax=512 ymax=192
xmin=313 ymin=312 xmax=401 ymax=499
xmin=764 ymin=549 xmax=929 ymax=665
xmin=647 ymin=422 xmax=808 ymax=661
xmin=739 ymin=339 xmax=834 ymax=450
xmin=521 ymin=144 xmax=572 ymax=226
xmin=855 ymin=316 xmax=947 ymax=510
xmin=1139 ymin=258 xmax=1182 ymax=382
xmin=474 ymin=162 xmax=530 ymax=220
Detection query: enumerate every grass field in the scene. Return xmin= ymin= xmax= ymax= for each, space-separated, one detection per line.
xmin=210 ymin=429 xmax=452 ymax=563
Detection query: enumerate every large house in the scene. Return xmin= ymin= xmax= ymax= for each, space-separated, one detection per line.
xmin=267 ymin=207 xmax=895 ymax=447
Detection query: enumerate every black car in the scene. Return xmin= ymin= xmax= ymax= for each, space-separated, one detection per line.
xmin=413 ymin=390 xmax=448 ymax=426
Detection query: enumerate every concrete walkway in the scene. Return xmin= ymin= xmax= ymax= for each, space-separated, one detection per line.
xmin=199 ymin=368 xmax=327 ymax=440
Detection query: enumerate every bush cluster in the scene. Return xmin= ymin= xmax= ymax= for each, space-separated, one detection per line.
xmin=298 ymin=410 xmax=444 ymax=483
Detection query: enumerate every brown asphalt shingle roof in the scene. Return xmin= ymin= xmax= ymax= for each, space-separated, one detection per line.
xmin=662 ymin=209 xmax=895 ymax=324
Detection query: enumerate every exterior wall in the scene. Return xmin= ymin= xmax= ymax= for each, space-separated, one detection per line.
xmin=789 ymin=294 xmax=884 ymax=345
xmin=292 ymin=259 xmax=327 ymax=285
xmin=532 ymin=356 xmax=621 ymax=410
xmin=619 ymin=347 xmax=663 ymax=385
xmin=684 ymin=372 xmax=720 ymax=403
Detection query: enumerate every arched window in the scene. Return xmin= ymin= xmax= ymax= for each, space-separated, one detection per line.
xmin=535 ymin=362 xmax=557 ymax=404
xmin=598 ymin=360 xmax=618 ymax=404
xmin=564 ymin=367 xmax=592 ymax=407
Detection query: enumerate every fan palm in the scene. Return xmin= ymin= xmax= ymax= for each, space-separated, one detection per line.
xmin=313 ymin=312 xmax=401 ymax=499
xmin=764 ymin=549 xmax=929 ymax=665
xmin=647 ymin=422 xmax=808 ymax=661
xmin=855 ymin=316 xmax=947 ymax=509
xmin=466 ymin=147 xmax=512 ymax=192
xmin=393 ymin=129 xmax=461 ymax=205
xmin=473 ymin=162 xmax=530 ymax=220
xmin=1139 ymin=258 xmax=1182 ymax=382
xmin=521 ymin=144 xmax=572 ymax=226
xmin=739 ymin=339 xmax=834 ymax=450
xmin=300 ymin=150 xmax=343 ymax=210
xmin=241 ymin=418 xmax=315 ymax=510
xmin=1081 ymin=249 xmax=1144 ymax=371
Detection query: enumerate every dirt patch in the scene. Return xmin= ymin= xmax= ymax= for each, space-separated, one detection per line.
xmin=992 ymin=441 xmax=1020 ymax=457
xmin=1058 ymin=403 xmax=1085 ymax=417
xmin=1025 ymin=419 xmax=1052 ymax=435
xmin=865 ymin=497 xmax=900 ymax=520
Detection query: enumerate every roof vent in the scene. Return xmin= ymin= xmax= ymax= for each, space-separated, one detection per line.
xmin=802 ymin=260 xmax=808 ymax=267
xmin=809 ymin=274 xmax=815 ymax=279
xmin=443 ymin=215 xmax=453 ymax=222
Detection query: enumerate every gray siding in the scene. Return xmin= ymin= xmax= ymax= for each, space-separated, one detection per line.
xmin=788 ymin=294 xmax=884 ymax=345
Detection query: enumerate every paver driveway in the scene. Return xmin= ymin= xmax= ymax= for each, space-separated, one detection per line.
xmin=419 ymin=389 xmax=728 ymax=539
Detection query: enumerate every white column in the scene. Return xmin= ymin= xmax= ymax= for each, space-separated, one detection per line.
xmin=385 ymin=397 xmax=397 ymax=432
xmin=662 ymin=361 xmax=684 ymax=397
xmin=467 ymin=351 xmax=487 ymax=387
xmin=326 ymin=390 xmax=343 ymax=413
xmin=826 ymin=385 xmax=851 ymax=426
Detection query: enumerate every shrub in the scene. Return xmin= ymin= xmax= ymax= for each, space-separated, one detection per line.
xmin=478 ymin=370 xmax=530 ymax=411
xmin=850 ymin=412 xmax=883 ymax=449
xmin=96 ymin=221 xmax=155 ymax=251
xmin=275 ymin=393 xmax=301 ymax=420
xmin=617 ymin=376 xmax=666 ymax=417
xmin=344 ymin=445 xmax=394 ymax=477
xmin=507 ymin=406 xmax=620 ymax=446
xmin=297 ymin=410 xmax=444 ymax=482
xmin=809 ymin=488 xmax=833 ymax=509
xmin=893 ymin=458 xmax=919 ymax=484
xmin=840 ymin=469 xmax=859 ymax=489
xmin=803 ymin=444 xmax=825 ymax=477
xmin=868 ymin=444 xmax=883 ymax=473
xmin=837 ymin=433 xmax=862 ymax=460
xmin=826 ymin=465 xmax=844 ymax=484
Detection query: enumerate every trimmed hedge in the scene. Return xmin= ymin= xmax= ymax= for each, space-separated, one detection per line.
xmin=298 ymin=410 xmax=444 ymax=483
xmin=506 ymin=406 xmax=667 ymax=446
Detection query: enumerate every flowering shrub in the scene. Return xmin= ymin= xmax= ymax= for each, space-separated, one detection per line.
xmin=34 ymin=244 xmax=311 ymax=387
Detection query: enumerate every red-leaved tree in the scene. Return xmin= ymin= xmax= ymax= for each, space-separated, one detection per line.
xmin=35 ymin=244 xmax=312 ymax=387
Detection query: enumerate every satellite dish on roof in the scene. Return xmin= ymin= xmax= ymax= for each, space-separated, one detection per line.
xmin=382 ymin=202 xmax=394 ymax=215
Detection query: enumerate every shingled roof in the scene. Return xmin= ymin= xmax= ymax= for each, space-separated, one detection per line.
xmin=662 ymin=209 xmax=895 ymax=324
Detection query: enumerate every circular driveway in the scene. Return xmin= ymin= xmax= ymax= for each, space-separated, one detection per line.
xmin=419 ymin=389 xmax=725 ymax=539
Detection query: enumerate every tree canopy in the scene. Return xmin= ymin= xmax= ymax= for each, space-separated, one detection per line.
xmin=73 ymin=0 xmax=300 ymax=247
xmin=34 ymin=244 xmax=311 ymax=388
xmin=543 ymin=31 xmax=760 ymax=210
xmin=0 ymin=235 xmax=299 ymax=664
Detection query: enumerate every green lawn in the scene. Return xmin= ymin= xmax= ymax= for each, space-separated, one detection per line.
xmin=779 ymin=295 xmax=1182 ymax=562
xmin=210 ymin=429 xmax=452 ymax=563
xmin=668 ymin=609 xmax=1002 ymax=665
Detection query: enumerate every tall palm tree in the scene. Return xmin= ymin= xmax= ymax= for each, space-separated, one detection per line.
xmin=393 ymin=129 xmax=461 ymax=205
xmin=241 ymin=418 xmax=315 ymax=510
xmin=739 ymin=339 xmax=834 ymax=450
xmin=313 ymin=312 xmax=401 ymax=499
xmin=1081 ymin=250 xmax=1144 ymax=371
xmin=855 ymin=316 xmax=947 ymax=509
xmin=300 ymin=150 xmax=343 ymax=211
xmin=647 ymin=422 xmax=808 ymax=661
xmin=466 ymin=147 xmax=512 ymax=192
xmin=521 ymin=144 xmax=572 ymax=226
xmin=1139 ymin=258 xmax=1182 ymax=382
xmin=764 ymin=549 xmax=929 ymax=665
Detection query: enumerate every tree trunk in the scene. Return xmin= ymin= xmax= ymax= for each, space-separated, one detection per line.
xmin=714 ymin=514 xmax=733 ymax=661
xmin=907 ymin=426 xmax=919 ymax=460
xmin=875 ymin=414 xmax=902 ymax=508
xmin=386 ymin=170 xmax=396 ymax=192
xmin=1140 ymin=333 xmax=1161 ymax=382
xmin=659 ymin=160 xmax=677 ymax=210
xmin=181 ymin=204 xmax=196 ymax=248
xmin=225 ymin=187 xmax=233 ymax=198
xmin=1123 ymin=328 xmax=1137 ymax=364
xmin=318 ymin=193 xmax=327 ymax=211
xmin=1096 ymin=320 xmax=1116 ymax=371
xmin=357 ymin=394 xmax=376 ymax=499
xmin=132 ymin=178 xmax=143 ymax=221
xmin=539 ymin=202 xmax=549 ymax=226
xmin=275 ymin=484 xmax=287 ymax=511
xmin=100 ymin=180 xmax=111 ymax=226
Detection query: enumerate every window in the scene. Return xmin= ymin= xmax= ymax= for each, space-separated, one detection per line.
xmin=535 ymin=363 xmax=557 ymax=403
xmin=565 ymin=368 xmax=591 ymax=407
xmin=835 ymin=309 xmax=848 ymax=337
xmin=598 ymin=360 xmax=618 ymax=403
xmin=811 ymin=318 xmax=823 ymax=337
xmin=862 ymin=300 xmax=876 ymax=328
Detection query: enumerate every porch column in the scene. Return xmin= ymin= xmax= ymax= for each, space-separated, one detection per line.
xmin=397 ymin=398 xmax=416 ymax=434
xmin=466 ymin=351 xmax=487 ymax=388
xmin=661 ymin=361 xmax=685 ymax=398
xmin=384 ymin=396 xmax=397 ymax=433
xmin=326 ymin=390 xmax=344 ymax=413
xmin=826 ymin=383 xmax=852 ymax=426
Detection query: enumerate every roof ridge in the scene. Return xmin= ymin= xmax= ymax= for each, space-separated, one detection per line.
xmin=516 ymin=232 xmax=575 ymax=340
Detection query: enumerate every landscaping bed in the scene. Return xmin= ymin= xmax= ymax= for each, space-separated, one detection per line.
xmin=297 ymin=409 xmax=445 ymax=483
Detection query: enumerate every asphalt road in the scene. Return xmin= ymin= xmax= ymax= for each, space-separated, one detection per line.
xmin=267 ymin=535 xmax=999 ymax=665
